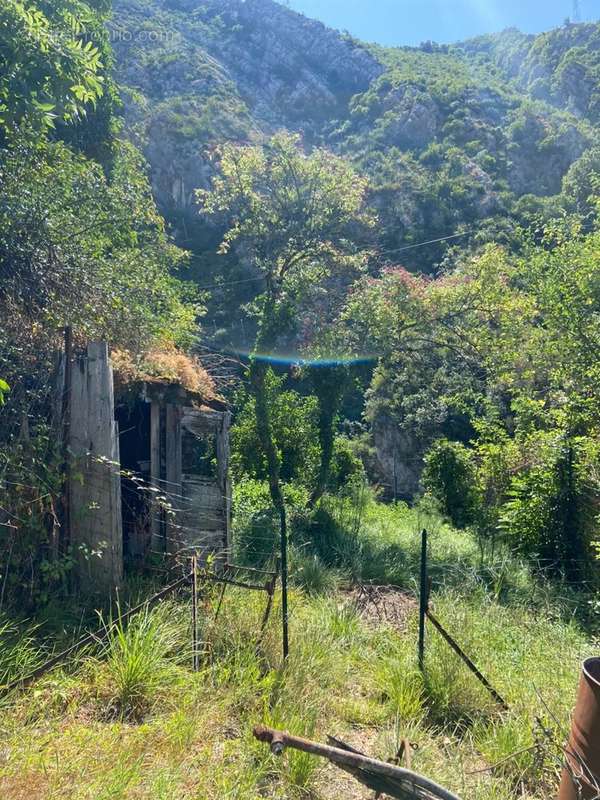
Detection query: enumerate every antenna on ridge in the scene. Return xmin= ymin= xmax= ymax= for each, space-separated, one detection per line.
xmin=573 ymin=0 xmax=582 ymax=22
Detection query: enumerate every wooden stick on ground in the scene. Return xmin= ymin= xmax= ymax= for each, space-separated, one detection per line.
xmin=253 ymin=725 xmax=463 ymax=800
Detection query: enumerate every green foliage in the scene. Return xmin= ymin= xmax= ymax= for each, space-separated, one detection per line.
xmin=231 ymin=371 xmax=320 ymax=487
xmin=562 ymin=147 xmax=600 ymax=220
xmin=329 ymin=435 xmax=366 ymax=490
xmin=0 ymin=135 xmax=198 ymax=353
xmin=0 ymin=501 xmax=592 ymax=800
xmin=232 ymin=479 xmax=309 ymax=567
xmin=0 ymin=0 xmax=106 ymax=134
xmin=201 ymin=131 xmax=373 ymax=526
xmin=333 ymin=38 xmax=592 ymax=272
xmin=0 ymin=417 xmax=68 ymax=610
xmin=198 ymin=131 xmax=373 ymax=297
xmin=375 ymin=656 xmax=425 ymax=722
xmin=290 ymin=550 xmax=342 ymax=596
xmin=423 ymin=439 xmax=480 ymax=529
xmin=501 ymin=435 xmax=593 ymax=578
xmin=345 ymin=211 xmax=600 ymax=578
xmin=0 ymin=0 xmax=200 ymax=612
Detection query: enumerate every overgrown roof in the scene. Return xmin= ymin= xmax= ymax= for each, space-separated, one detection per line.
xmin=111 ymin=346 xmax=224 ymax=408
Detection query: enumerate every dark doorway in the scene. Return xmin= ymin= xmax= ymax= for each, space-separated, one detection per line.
xmin=116 ymin=400 xmax=152 ymax=567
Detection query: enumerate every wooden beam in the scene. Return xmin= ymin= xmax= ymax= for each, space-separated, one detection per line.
xmin=68 ymin=342 xmax=123 ymax=593
xmin=165 ymin=404 xmax=182 ymax=555
xmin=150 ymin=400 xmax=162 ymax=552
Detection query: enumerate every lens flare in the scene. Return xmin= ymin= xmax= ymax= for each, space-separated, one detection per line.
xmin=244 ymin=348 xmax=377 ymax=367
xmin=217 ymin=344 xmax=378 ymax=367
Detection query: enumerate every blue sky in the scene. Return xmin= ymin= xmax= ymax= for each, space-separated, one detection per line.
xmin=284 ymin=0 xmax=600 ymax=46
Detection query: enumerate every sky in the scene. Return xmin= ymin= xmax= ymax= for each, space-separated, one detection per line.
xmin=284 ymin=0 xmax=600 ymax=46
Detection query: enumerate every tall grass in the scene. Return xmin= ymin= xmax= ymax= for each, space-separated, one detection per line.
xmin=0 ymin=496 xmax=594 ymax=800
xmin=0 ymin=615 xmax=42 ymax=691
xmin=290 ymin=548 xmax=344 ymax=596
xmin=96 ymin=601 xmax=188 ymax=720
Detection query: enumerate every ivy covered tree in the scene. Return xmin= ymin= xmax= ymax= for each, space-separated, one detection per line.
xmin=0 ymin=0 xmax=200 ymax=608
xmin=199 ymin=133 xmax=373 ymax=648
xmin=199 ymin=132 xmax=373 ymax=515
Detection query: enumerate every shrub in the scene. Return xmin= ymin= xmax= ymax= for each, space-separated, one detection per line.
xmin=328 ymin=436 xmax=366 ymax=492
xmin=501 ymin=434 xmax=593 ymax=580
xmin=423 ymin=439 xmax=481 ymax=529
xmin=230 ymin=370 xmax=320 ymax=487
xmin=232 ymin=479 xmax=309 ymax=567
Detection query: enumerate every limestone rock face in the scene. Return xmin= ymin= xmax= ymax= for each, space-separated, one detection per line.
xmin=376 ymin=86 xmax=440 ymax=150
xmin=371 ymin=415 xmax=423 ymax=501
xmin=111 ymin=1 xmax=597 ymax=248
xmin=112 ymin=0 xmax=382 ymax=225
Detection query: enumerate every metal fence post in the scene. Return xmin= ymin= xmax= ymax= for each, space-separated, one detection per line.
xmin=191 ymin=555 xmax=199 ymax=671
xmin=418 ymin=528 xmax=428 ymax=671
xmin=280 ymin=508 xmax=289 ymax=660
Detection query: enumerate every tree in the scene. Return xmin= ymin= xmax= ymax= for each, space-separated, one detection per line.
xmin=308 ymin=363 xmax=349 ymax=505
xmin=199 ymin=133 xmax=373 ymax=652
xmin=0 ymin=136 xmax=198 ymax=357
xmin=199 ymin=132 xmax=373 ymax=507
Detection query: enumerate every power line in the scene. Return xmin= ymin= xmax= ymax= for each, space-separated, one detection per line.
xmin=375 ymin=230 xmax=472 ymax=258
xmin=193 ymin=230 xmax=473 ymax=293
xmin=197 ymin=274 xmax=266 ymax=292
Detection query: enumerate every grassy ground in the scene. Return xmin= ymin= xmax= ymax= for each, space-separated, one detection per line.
xmin=0 ymin=496 xmax=596 ymax=799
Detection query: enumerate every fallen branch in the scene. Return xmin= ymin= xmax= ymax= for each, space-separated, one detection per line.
xmin=253 ymin=725 xmax=463 ymax=800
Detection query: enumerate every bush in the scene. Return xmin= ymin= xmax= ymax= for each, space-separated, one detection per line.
xmin=328 ymin=436 xmax=366 ymax=492
xmin=422 ymin=439 xmax=480 ymax=529
xmin=230 ymin=371 xmax=320 ymax=487
xmin=501 ymin=434 xmax=593 ymax=580
xmin=232 ymin=479 xmax=309 ymax=567
xmin=298 ymin=486 xmax=369 ymax=580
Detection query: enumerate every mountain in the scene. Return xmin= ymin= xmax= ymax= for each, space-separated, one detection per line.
xmin=460 ymin=23 xmax=600 ymax=124
xmin=110 ymin=0 xmax=599 ymax=286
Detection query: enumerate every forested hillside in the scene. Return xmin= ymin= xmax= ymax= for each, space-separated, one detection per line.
xmin=105 ymin=0 xmax=600 ymax=564
xmin=2 ymin=2 xmax=600 ymax=798
xmin=111 ymin=0 xmax=597 ymax=277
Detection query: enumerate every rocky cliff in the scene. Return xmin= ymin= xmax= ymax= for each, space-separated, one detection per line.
xmin=111 ymin=0 xmax=380 ymax=223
